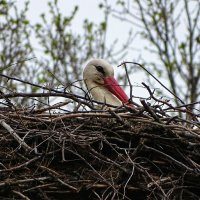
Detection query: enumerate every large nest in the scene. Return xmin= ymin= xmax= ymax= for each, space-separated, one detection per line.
xmin=0 ymin=79 xmax=200 ymax=200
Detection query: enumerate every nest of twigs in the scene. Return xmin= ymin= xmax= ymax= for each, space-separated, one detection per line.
xmin=0 ymin=82 xmax=200 ymax=200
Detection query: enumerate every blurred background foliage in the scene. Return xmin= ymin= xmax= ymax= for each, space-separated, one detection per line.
xmin=0 ymin=0 xmax=131 ymax=107
xmin=108 ymin=0 xmax=200 ymax=113
xmin=0 ymin=0 xmax=200 ymax=113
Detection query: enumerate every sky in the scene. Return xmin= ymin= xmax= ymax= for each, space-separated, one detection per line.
xmin=14 ymin=0 xmax=171 ymax=101
xmin=16 ymin=0 xmax=138 ymax=57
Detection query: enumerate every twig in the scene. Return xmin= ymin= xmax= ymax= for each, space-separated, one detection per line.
xmin=30 ymin=101 xmax=71 ymax=114
xmin=0 ymin=119 xmax=32 ymax=151
xmin=123 ymin=63 xmax=133 ymax=102
xmin=12 ymin=190 xmax=31 ymax=200
xmin=140 ymin=99 xmax=161 ymax=122
xmin=144 ymin=145 xmax=194 ymax=172
xmin=39 ymin=165 xmax=78 ymax=191
xmin=0 ymin=177 xmax=51 ymax=187
xmin=0 ymin=156 xmax=40 ymax=172
xmin=118 ymin=62 xmax=185 ymax=104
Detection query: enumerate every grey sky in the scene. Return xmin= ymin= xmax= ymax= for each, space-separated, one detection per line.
xmin=15 ymin=0 xmax=168 ymax=101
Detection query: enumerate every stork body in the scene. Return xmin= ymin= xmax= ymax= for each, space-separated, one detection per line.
xmin=83 ymin=59 xmax=130 ymax=107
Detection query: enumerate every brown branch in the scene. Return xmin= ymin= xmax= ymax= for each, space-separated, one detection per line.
xmin=0 ymin=177 xmax=51 ymax=187
xmin=39 ymin=165 xmax=78 ymax=191
xmin=12 ymin=190 xmax=31 ymax=200
xmin=0 ymin=119 xmax=32 ymax=151
xmin=118 ymin=61 xmax=185 ymax=105
xmin=140 ymin=99 xmax=161 ymax=122
xmin=0 ymin=156 xmax=40 ymax=172
xmin=144 ymin=145 xmax=194 ymax=172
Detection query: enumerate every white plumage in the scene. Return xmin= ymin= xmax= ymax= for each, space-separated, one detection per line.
xmin=83 ymin=59 xmax=129 ymax=107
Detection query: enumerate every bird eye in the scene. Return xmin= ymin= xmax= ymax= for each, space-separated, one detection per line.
xmin=95 ymin=65 xmax=105 ymax=75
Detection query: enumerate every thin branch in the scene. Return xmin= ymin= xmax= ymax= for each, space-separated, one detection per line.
xmin=118 ymin=61 xmax=185 ymax=104
xmin=0 ymin=119 xmax=32 ymax=151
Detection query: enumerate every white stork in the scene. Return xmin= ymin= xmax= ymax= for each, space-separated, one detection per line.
xmin=83 ymin=59 xmax=131 ymax=107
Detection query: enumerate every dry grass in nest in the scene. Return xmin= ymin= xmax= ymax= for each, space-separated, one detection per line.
xmin=0 ymin=70 xmax=200 ymax=199
xmin=0 ymin=101 xmax=200 ymax=200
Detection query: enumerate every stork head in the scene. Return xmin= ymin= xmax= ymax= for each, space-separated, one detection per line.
xmin=83 ymin=59 xmax=129 ymax=105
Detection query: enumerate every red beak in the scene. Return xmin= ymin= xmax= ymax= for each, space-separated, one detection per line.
xmin=104 ymin=76 xmax=129 ymax=104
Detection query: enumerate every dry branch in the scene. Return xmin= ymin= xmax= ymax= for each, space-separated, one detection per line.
xmin=0 ymin=119 xmax=32 ymax=151
xmin=0 ymin=73 xmax=200 ymax=199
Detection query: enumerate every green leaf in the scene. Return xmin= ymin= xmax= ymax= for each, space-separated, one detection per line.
xmin=51 ymin=40 xmax=57 ymax=48
xmin=116 ymin=0 xmax=125 ymax=6
xmin=165 ymin=62 xmax=174 ymax=70
xmin=38 ymin=77 xmax=48 ymax=84
xmin=87 ymin=35 xmax=94 ymax=42
xmin=35 ymin=23 xmax=42 ymax=31
xmin=0 ymin=53 xmax=5 ymax=61
xmin=63 ymin=18 xmax=70 ymax=26
xmin=179 ymin=42 xmax=186 ymax=49
xmin=44 ymin=50 xmax=49 ymax=54
xmin=100 ymin=21 xmax=107 ymax=31
xmin=23 ymin=20 xmax=29 ymax=25
xmin=86 ymin=22 xmax=93 ymax=33
xmin=0 ymin=0 xmax=7 ymax=6
xmin=196 ymin=36 xmax=200 ymax=44
xmin=54 ymin=0 xmax=58 ymax=5
xmin=55 ymin=15 xmax=61 ymax=27
xmin=32 ymin=86 xmax=38 ymax=93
